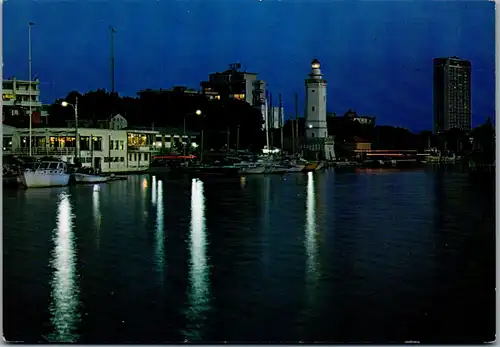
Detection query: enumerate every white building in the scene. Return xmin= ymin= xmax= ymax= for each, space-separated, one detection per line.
xmin=2 ymin=77 xmax=42 ymax=124
xmin=305 ymin=59 xmax=328 ymax=139
xmin=3 ymin=126 xmax=161 ymax=173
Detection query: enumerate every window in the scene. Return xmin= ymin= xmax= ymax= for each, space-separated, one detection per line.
xmin=119 ymin=141 xmax=124 ymax=150
xmin=114 ymin=157 xmax=119 ymax=162
xmin=134 ymin=153 xmax=137 ymax=161
xmin=104 ymin=157 xmax=109 ymax=163
xmin=312 ymin=133 xmax=315 ymax=137
xmin=144 ymin=153 xmax=149 ymax=161
xmin=129 ymin=154 xmax=132 ymax=161
xmin=92 ymin=136 xmax=102 ymax=151
xmin=120 ymin=157 xmax=125 ymax=162
xmin=79 ymin=136 xmax=90 ymax=151
xmin=312 ymin=106 xmax=315 ymax=112
xmin=312 ymin=90 xmax=315 ymax=93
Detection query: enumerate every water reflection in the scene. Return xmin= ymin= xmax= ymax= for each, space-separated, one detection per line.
xmin=305 ymin=172 xmax=318 ymax=278
xmin=152 ymin=176 xmax=157 ymax=205
xmin=184 ymin=178 xmax=210 ymax=341
xmin=47 ymin=192 xmax=81 ymax=342
xmin=302 ymin=172 xmax=320 ymax=330
xmin=93 ymin=189 xmax=101 ymax=248
xmin=155 ymin=179 xmax=165 ymax=287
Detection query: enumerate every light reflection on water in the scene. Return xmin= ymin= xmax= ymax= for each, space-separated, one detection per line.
xmin=152 ymin=176 xmax=157 ymax=206
xmin=47 ymin=191 xmax=81 ymax=343
xmin=155 ymin=179 xmax=165 ymax=287
xmin=184 ymin=178 xmax=210 ymax=341
xmin=93 ymin=189 xmax=101 ymax=248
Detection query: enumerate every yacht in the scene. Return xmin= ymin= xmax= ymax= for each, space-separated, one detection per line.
xmin=20 ymin=160 xmax=71 ymax=188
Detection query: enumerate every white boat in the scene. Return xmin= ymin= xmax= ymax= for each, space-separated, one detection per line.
xmin=20 ymin=161 xmax=71 ymax=188
xmin=73 ymin=173 xmax=109 ymax=183
xmin=233 ymin=161 xmax=266 ymax=175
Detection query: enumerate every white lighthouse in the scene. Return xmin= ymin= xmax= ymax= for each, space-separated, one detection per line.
xmin=305 ymin=58 xmax=328 ymax=139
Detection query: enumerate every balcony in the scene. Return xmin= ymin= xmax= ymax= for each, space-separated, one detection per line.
xmin=128 ymin=145 xmax=160 ymax=153
xmin=13 ymin=147 xmax=76 ymax=156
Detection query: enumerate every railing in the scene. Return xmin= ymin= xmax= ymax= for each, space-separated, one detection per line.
xmin=128 ymin=145 xmax=160 ymax=152
xmin=12 ymin=147 xmax=76 ymax=156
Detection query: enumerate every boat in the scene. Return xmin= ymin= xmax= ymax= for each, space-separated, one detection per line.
xmin=72 ymin=167 xmax=109 ymax=184
xmin=20 ymin=160 xmax=71 ymax=188
xmin=73 ymin=173 xmax=109 ymax=184
xmin=236 ymin=162 xmax=266 ymax=175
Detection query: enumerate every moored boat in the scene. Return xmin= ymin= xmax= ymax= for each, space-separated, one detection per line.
xmin=20 ymin=160 xmax=71 ymax=188
xmin=73 ymin=173 xmax=110 ymax=184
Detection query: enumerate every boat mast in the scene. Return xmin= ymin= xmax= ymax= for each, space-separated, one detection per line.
xmin=28 ymin=22 xmax=34 ymax=157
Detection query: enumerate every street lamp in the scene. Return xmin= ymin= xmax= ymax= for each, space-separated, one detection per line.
xmin=195 ymin=109 xmax=204 ymax=162
xmin=62 ymin=97 xmax=79 ymax=160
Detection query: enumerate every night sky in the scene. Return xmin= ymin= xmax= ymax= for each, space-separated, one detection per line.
xmin=4 ymin=0 xmax=495 ymax=132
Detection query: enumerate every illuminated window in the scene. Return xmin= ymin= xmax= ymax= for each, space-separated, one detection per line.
xmin=215 ymin=95 xmax=221 ymax=100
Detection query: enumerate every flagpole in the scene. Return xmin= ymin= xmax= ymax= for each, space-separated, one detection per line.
xmin=110 ymin=26 xmax=115 ymax=94
xmin=28 ymin=22 xmax=34 ymax=157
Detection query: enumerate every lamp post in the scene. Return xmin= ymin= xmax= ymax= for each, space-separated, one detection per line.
xmin=196 ymin=109 xmax=203 ymax=162
xmin=62 ymin=97 xmax=79 ymax=161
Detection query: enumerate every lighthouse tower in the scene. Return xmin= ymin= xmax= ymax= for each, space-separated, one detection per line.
xmin=305 ymin=58 xmax=328 ymax=139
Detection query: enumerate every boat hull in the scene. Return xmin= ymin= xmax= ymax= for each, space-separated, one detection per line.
xmin=74 ymin=173 xmax=110 ymax=183
xmin=21 ymin=172 xmax=71 ymax=188
xmin=239 ymin=166 xmax=266 ymax=174
xmin=286 ymin=165 xmax=306 ymax=173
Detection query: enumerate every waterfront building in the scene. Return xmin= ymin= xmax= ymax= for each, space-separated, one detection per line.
xmin=3 ymin=126 xmax=160 ymax=173
xmin=3 ymin=125 xmax=200 ymax=172
xmin=2 ymin=77 xmax=42 ymax=126
xmin=433 ymin=56 xmax=472 ymax=133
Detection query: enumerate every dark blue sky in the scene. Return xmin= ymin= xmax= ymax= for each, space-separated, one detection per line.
xmin=4 ymin=0 xmax=495 ymax=131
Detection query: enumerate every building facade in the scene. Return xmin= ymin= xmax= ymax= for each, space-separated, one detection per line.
xmin=2 ymin=77 xmax=42 ymax=126
xmin=433 ymin=57 xmax=471 ymax=133
xmin=3 ymin=126 xmax=161 ymax=173
xmin=305 ymin=59 xmax=328 ymax=139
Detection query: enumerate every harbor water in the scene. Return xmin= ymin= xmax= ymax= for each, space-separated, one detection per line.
xmin=3 ymin=168 xmax=495 ymax=343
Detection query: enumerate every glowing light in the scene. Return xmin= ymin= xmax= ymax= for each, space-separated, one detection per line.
xmin=61 ymin=101 xmax=69 ymax=107
xmin=195 ymin=109 xmax=202 ymax=116
xmin=93 ymin=184 xmax=100 ymax=192
xmin=155 ymin=179 xmax=165 ymax=286
xmin=184 ymin=178 xmax=210 ymax=341
xmin=47 ymin=192 xmax=80 ymax=342
xmin=142 ymin=178 xmax=148 ymax=188
xmin=308 ymin=124 xmax=313 ymax=129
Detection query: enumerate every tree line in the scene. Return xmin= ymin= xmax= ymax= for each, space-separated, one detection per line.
xmin=44 ymin=89 xmax=266 ymax=151
xmin=25 ymin=88 xmax=495 ymax=157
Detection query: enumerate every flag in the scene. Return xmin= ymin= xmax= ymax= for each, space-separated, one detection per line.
xmin=29 ymin=22 xmax=35 ymax=26
xmin=110 ymin=26 xmax=116 ymax=33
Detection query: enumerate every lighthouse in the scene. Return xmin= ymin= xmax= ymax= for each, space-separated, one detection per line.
xmin=305 ymin=58 xmax=328 ymax=139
